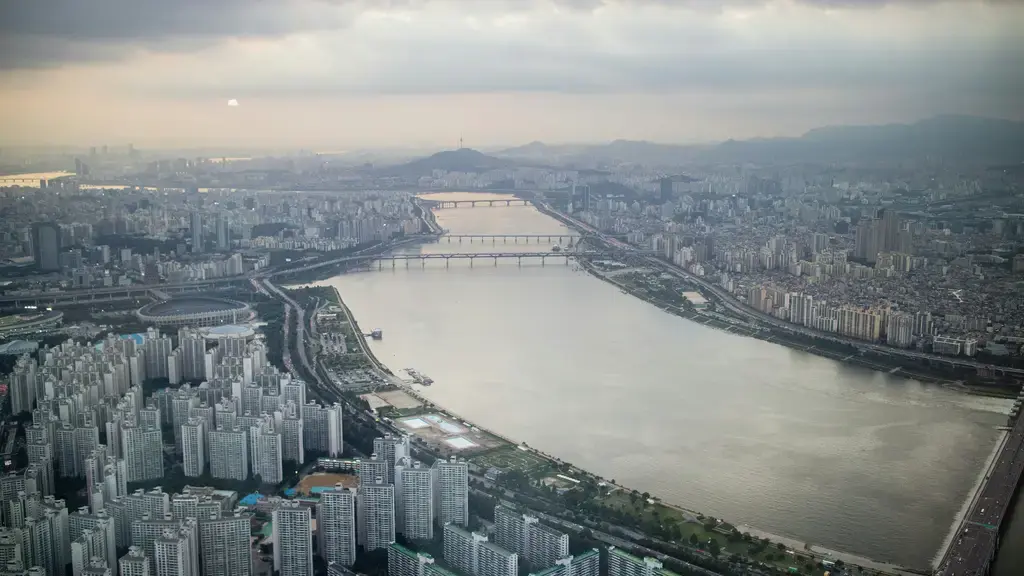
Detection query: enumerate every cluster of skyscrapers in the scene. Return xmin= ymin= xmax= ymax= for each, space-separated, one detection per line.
xmin=387 ymin=502 xmax=597 ymax=576
xmin=267 ymin=437 xmax=469 ymax=576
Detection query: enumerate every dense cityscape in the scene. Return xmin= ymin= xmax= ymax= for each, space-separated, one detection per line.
xmin=1 ymin=1 xmax=1023 ymax=576
xmin=0 ymin=111 xmax=1022 ymax=576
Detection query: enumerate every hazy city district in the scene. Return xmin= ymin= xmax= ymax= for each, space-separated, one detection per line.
xmin=0 ymin=110 xmax=1022 ymax=576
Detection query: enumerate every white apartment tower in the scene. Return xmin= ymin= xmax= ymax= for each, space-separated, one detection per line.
xmin=180 ymin=420 xmax=205 ymax=478
xmin=356 ymin=479 xmax=395 ymax=552
xmin=302 ymin=402 xmax=344 ymax=457
xmin=272 ymin=502 xmax=312 ymax=576
xmin=198 ymin=513 xmax=251 ymax=576
xmin=119 ymin=547 xmax=150 ymax=576
xmin=208 ymin=427 xmax=249 ymax=481
xmin=395 ymin=459 xmax=434 ymax=540
xmin=432 ymin=457 xmax=468 ymax=528
xmin=252 ymin=421 xmax=282 ymax=484
xmin=120 ymin=425 xmax=163 ymax=483
xmin=373 ymin=435 xmax=410 ymax=484
xmin=316 ymin=487 xmax=356 ymax=568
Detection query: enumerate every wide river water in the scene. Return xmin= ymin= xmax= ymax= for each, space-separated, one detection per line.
xmin=320 ymin=193 xmax=1012 ymax=569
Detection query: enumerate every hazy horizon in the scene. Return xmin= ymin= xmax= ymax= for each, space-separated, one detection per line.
xmin=1 ymin=0 xmax=1022 ymax=148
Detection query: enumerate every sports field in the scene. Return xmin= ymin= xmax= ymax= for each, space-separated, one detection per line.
xmin=295 ymin=473 xmax=358 ymax=494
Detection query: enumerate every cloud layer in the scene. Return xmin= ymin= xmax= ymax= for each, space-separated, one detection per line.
xmin=0 ymin=0 xmax=1021 ymax=146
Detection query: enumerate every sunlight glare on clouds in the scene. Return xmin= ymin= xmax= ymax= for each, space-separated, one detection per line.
xmin=227 ymin=98 xmax=239 ymax=106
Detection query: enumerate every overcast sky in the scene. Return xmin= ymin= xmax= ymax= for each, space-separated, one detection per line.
xmin=0 ymin=0 xmax=1021 ymax=149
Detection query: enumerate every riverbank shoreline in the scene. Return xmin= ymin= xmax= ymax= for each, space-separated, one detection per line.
xmin=319 ymin=277 xmax=917 ymax=576
xmin=528 ymin=200 xmax=1021 ymax=398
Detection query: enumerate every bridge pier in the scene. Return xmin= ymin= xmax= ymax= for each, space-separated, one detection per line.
xmin=421 ymin=259 xmax=425 ymax=268
xmin=469 ymin=257 xmax=474 ymax=268
xmin=445 ymin=258 xmax=449 ymax=269
xmin=493 ymin=257 xmax=498 ymax=266
xmin=518 ymin=257 xmax=522 ymax=267
xmin=392 ymin=260 xmax=396 ymax=269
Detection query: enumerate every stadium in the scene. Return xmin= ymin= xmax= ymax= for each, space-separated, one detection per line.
xmin=136 ymin=296 xmax=252 ymax=327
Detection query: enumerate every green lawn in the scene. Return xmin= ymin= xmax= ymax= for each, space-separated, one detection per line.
xmin=596 ymin=491 xmax=836 ymax=576
xmin=471 ymin=446 xmax=553 ymax=478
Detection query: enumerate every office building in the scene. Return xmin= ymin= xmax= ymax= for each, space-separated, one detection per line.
xmin=208 ymin=427 xmax=249 ymax=481
xmin=432 ymin=457 xmax=468 ymax=528
xmin=198 ymin=513 xmax=251 ymax=576
xmin=272 ymin=502 xmax=312 ymax=576
xmin=32 ymin=222 xmax=61 ymax=271
xmin=316 ymin=487 xmax=356 ymax=568
xmin=395 ymin=459 xmax=434 ymax=540
xmin=356 ymin=479 xmax=394 ymax=552
xmin=190 ymin=213 xmax=203 ymax=254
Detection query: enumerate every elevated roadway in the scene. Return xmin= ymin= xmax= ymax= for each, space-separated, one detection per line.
xmin=938 ymin=413 xmax=1024 ymax=576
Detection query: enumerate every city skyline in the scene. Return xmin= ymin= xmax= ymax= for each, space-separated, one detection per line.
xmin=0 ymin=0 xmax=1022 ymax=147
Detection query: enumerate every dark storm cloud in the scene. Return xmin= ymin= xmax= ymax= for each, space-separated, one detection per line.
xmin=0 ymin=0 xmax=351 ymax=68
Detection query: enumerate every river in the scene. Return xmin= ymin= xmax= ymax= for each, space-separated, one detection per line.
xmin=319 ymin=193 xmax=1012 ymax=570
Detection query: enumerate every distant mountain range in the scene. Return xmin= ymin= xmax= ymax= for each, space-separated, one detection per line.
xmin=377 ymin=147 xmax=517 ymax=176
xmin=494 ymin=115 xmax=1024 ymax=167
xmin=378 ymin=116 xmax=1024 ymax=176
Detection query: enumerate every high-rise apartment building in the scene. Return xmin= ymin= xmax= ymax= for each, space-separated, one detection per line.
xmin=477 ymin=540 xmax=518 ymax=576
xmin=388 ymin=544 xmax=436 ymax=576
xmin=356 ymin=479 xmax=394 ymax=552
xmin=493 ymin=506 xmax=567 ymax=570
xmin=272 ymin=502 xmax=312 ymax=576
xmin=119 ymin=546 xmax=150 ymax=576
xmin=302 ymin=402 xmax=344 ymax=457
xmin=198 ymin=513 xmax=251 ymax=576
xmin=252 ymin=421 xmax=282 ymax=484
xmin=442 ymin=524 xmax=488 ymax=576
xmin=432 ymin=457 xmax=468 ymax=528
xmin=395 ymin=459 xmax=434 ymax=540
xmin=357 ymin=456 xmax=388 ymax=488
xmin=373 ymin=435 xmax=410 ymax=484
xmin=208 ymin=427 xmax=249 ymax=481
xmin=316 ymin=487 xmax=356 ymax=568
xmin=530 ymin=550 xmax=601 ymax=576
xmin=180 ymin=419 xmax=205 ymax=478
xmin=607 ymin=548 xmax=675 ymax=576
xmin=120 ymin=424 xmax=163 ymax=483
